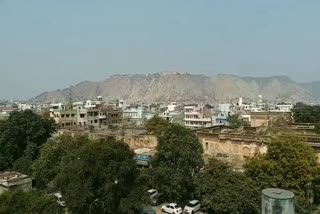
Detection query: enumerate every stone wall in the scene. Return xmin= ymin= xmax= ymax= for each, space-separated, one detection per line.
xmin=55 ymin=129 xmax=320 ymax=165
xmin=116 ymin=135 xmax=158 ymax=149
xmin=197 ymin=132 xmax=269 ymax=161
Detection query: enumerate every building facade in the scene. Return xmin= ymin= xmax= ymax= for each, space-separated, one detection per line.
xmin=184 ymin=105 xmax=212 ymax=129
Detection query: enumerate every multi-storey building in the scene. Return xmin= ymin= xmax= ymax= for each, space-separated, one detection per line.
xmin=273 ymin=102 xmax=293 ymax=113
xmin=184 ymin=105 xmax=212 ymax=129
xmin=50 ymin=99 xmax=123 ymax=129
xmin=51 ymin=109 xmax=78 ymax=129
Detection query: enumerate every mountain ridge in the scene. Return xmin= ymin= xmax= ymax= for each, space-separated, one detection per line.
xmin=30 ymin=73 xmax=318 ymax=104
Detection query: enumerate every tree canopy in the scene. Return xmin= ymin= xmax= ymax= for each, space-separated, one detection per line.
xmin=195 ymin=159 xmax=260 ymax=214
xmin=32 ymin=134 xmax=89 ymax=189
xmin=227 ymin=114 xmax=249 ymax=128
xmin=245 ymin=134 xmax=318 ymax=191
xmin=144 ymin=115 xmax=171 ymax=137
xmin=33 ymin=135 xmax=143 ymax=214
xmin=292 ymin=103 xmax=320 ymax=123
xmin=145 ymin=124 xmax=204 ymax=202
xmin=244 ymin=134 xmax=320 ymax=212
xmin=0 ymin=190 xmax=62 ymax=214
xmin=0 ymin=110 xmax=55 ymax=173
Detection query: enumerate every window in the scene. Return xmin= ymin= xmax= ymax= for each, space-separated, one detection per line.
xmin=61 ymin=114 xmax=65 ymax=118
xmin=205 ymin=142 xmax=209 ymax=150
xmin=71 ymin=114 xmax=75 ymax=117
xmin=94 ymin=119 xmax=98 ymax=123
xmin=91 ymin=120 xmax=93 ymax=124
xmin=80 ymin=114 xmax=85 ymax=118
xmin=66 ymin=114 xmax=70 ymax=117
xmin=79 ymin=122 xmax=82 ymax=126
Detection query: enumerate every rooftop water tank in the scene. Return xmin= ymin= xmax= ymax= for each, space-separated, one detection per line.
xmin=262 ymin=188 xmax=295 ymax=214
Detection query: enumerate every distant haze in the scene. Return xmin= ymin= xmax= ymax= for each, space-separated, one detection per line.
xmin=1 ymin=1 xmax=320 ymax=99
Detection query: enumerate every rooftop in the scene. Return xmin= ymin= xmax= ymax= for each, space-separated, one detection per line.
xmin=189 ymin=200 xmax=200 ymax=204
xmin=0 ymin=172 xmax=32 ymax=187
xmin=262 ymin=188 xmax=295 ymax=200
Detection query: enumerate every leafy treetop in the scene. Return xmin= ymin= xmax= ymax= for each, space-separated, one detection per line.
xmin=292 ymin=103 xmax=320 ymax=123
xmin=195 ymin=159 xmax=260 ymax=214
xmin=0 ymin=110 xmax=55 ymax=173
xmin=145 ymin=115 xmax=171 ymax=137
xmin=0 ymin=190 xmax=62 ymax=214
xmin=36 ymin=136 xmax=143 ymax=214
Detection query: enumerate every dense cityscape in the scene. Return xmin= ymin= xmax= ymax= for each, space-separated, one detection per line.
xmin=2 ymin=1 xmax=320 ymax=214
xmin=1 ymin=94 xmax=320 ymax=213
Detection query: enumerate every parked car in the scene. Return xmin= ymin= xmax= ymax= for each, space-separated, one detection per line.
xmin=151 ymin=193 xmax=165 ymax=206
xmin=161 ymin=203 xmax=182 ymax=214
xmin=51 ymin=192 xmax=66 ymax=207
xmin=183 ymin=200 xmax=201 ymax=214
xmin=147 ymin=189 xmax=158 ymax=199
xmin=141 ymin=208 xmax=157 ymax=214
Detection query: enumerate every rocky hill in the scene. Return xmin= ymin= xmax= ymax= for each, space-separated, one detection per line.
xmin=301 ymin=81 xmax=320 ymax=101
xmin=30 ymin=73 xmax=315 ymax=103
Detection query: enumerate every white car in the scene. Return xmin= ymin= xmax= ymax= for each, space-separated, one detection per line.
xmin=52 ymin=192 xmax=66 ymax=207
xmin=147 ymin=189 xmax=158 ymax=199
xmin=161 ymin=203 xmax=182 ymax=214
xmin=184 ymin=200 xmax=201 ymax=214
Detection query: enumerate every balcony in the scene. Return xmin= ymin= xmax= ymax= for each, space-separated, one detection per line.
xmin=99 ymin=115 xmax=107 ymax=119
xmin=184 ymin=117 xmax=211 ymax=122
xmin=184 ymin=111 xmax=200 ymax=115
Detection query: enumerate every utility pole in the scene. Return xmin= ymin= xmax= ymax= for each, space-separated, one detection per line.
xmin=68 ymin=85 xmax=73 ymax=130
xmin=69 ymin=85 xmax=73 ymax=110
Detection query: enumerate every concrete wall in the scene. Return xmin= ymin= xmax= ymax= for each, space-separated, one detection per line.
xmin=0 ymin=179 xmax=32 ymax=195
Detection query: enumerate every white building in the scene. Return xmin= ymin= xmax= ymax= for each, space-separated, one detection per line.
xmin=84 ymin=100 xmax=96 ymax=109
xmin=218 ymin=103 xmax=232 ymax=116
xmin=50 ymin=103 xmax=64 ymax=111
xmin=123 ymin=107 xmax=143 ymax=120
xmin=184 ymin=105 xmax=212 ymax=129
xmin=273 ymin=102 xmax=293 ymax=113
xmin=167 ymin=102 xmax=178 ymax=112
xmin=0 ymin=172 xmax=32 ymax=195
xmin=18 ymin=104 xmax=33 ymax=111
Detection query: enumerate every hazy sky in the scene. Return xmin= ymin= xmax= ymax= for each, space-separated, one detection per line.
xmin=1 ymin=0 xmax=320 ymax=99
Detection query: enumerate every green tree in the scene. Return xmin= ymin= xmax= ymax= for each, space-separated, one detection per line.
xmin=145 ymin=116 xmax=171 ymax=137
xmin=53 ymin=136 xmax=142 ymax=214
xmin=195 ymin=159 xmax=260 ymax=214
xmin=244 ymin=134 xmax=320 ymax=211
xmin=227 ymin=114 xmax=249 ymax=128
xmin=32 ymin=134 xmax=89 ymax=189
xmin=0 ymin=190 xmax=62 ymax=214
xmin=0 ymin=110 xmax=55 ymax=173
xmin=292 ymin=103 xmax=320 ymax=123
xmin=245 ymin=134 xmax=318 ymax=191
xmin=149 ymin=124 xmax=204 ymax=202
